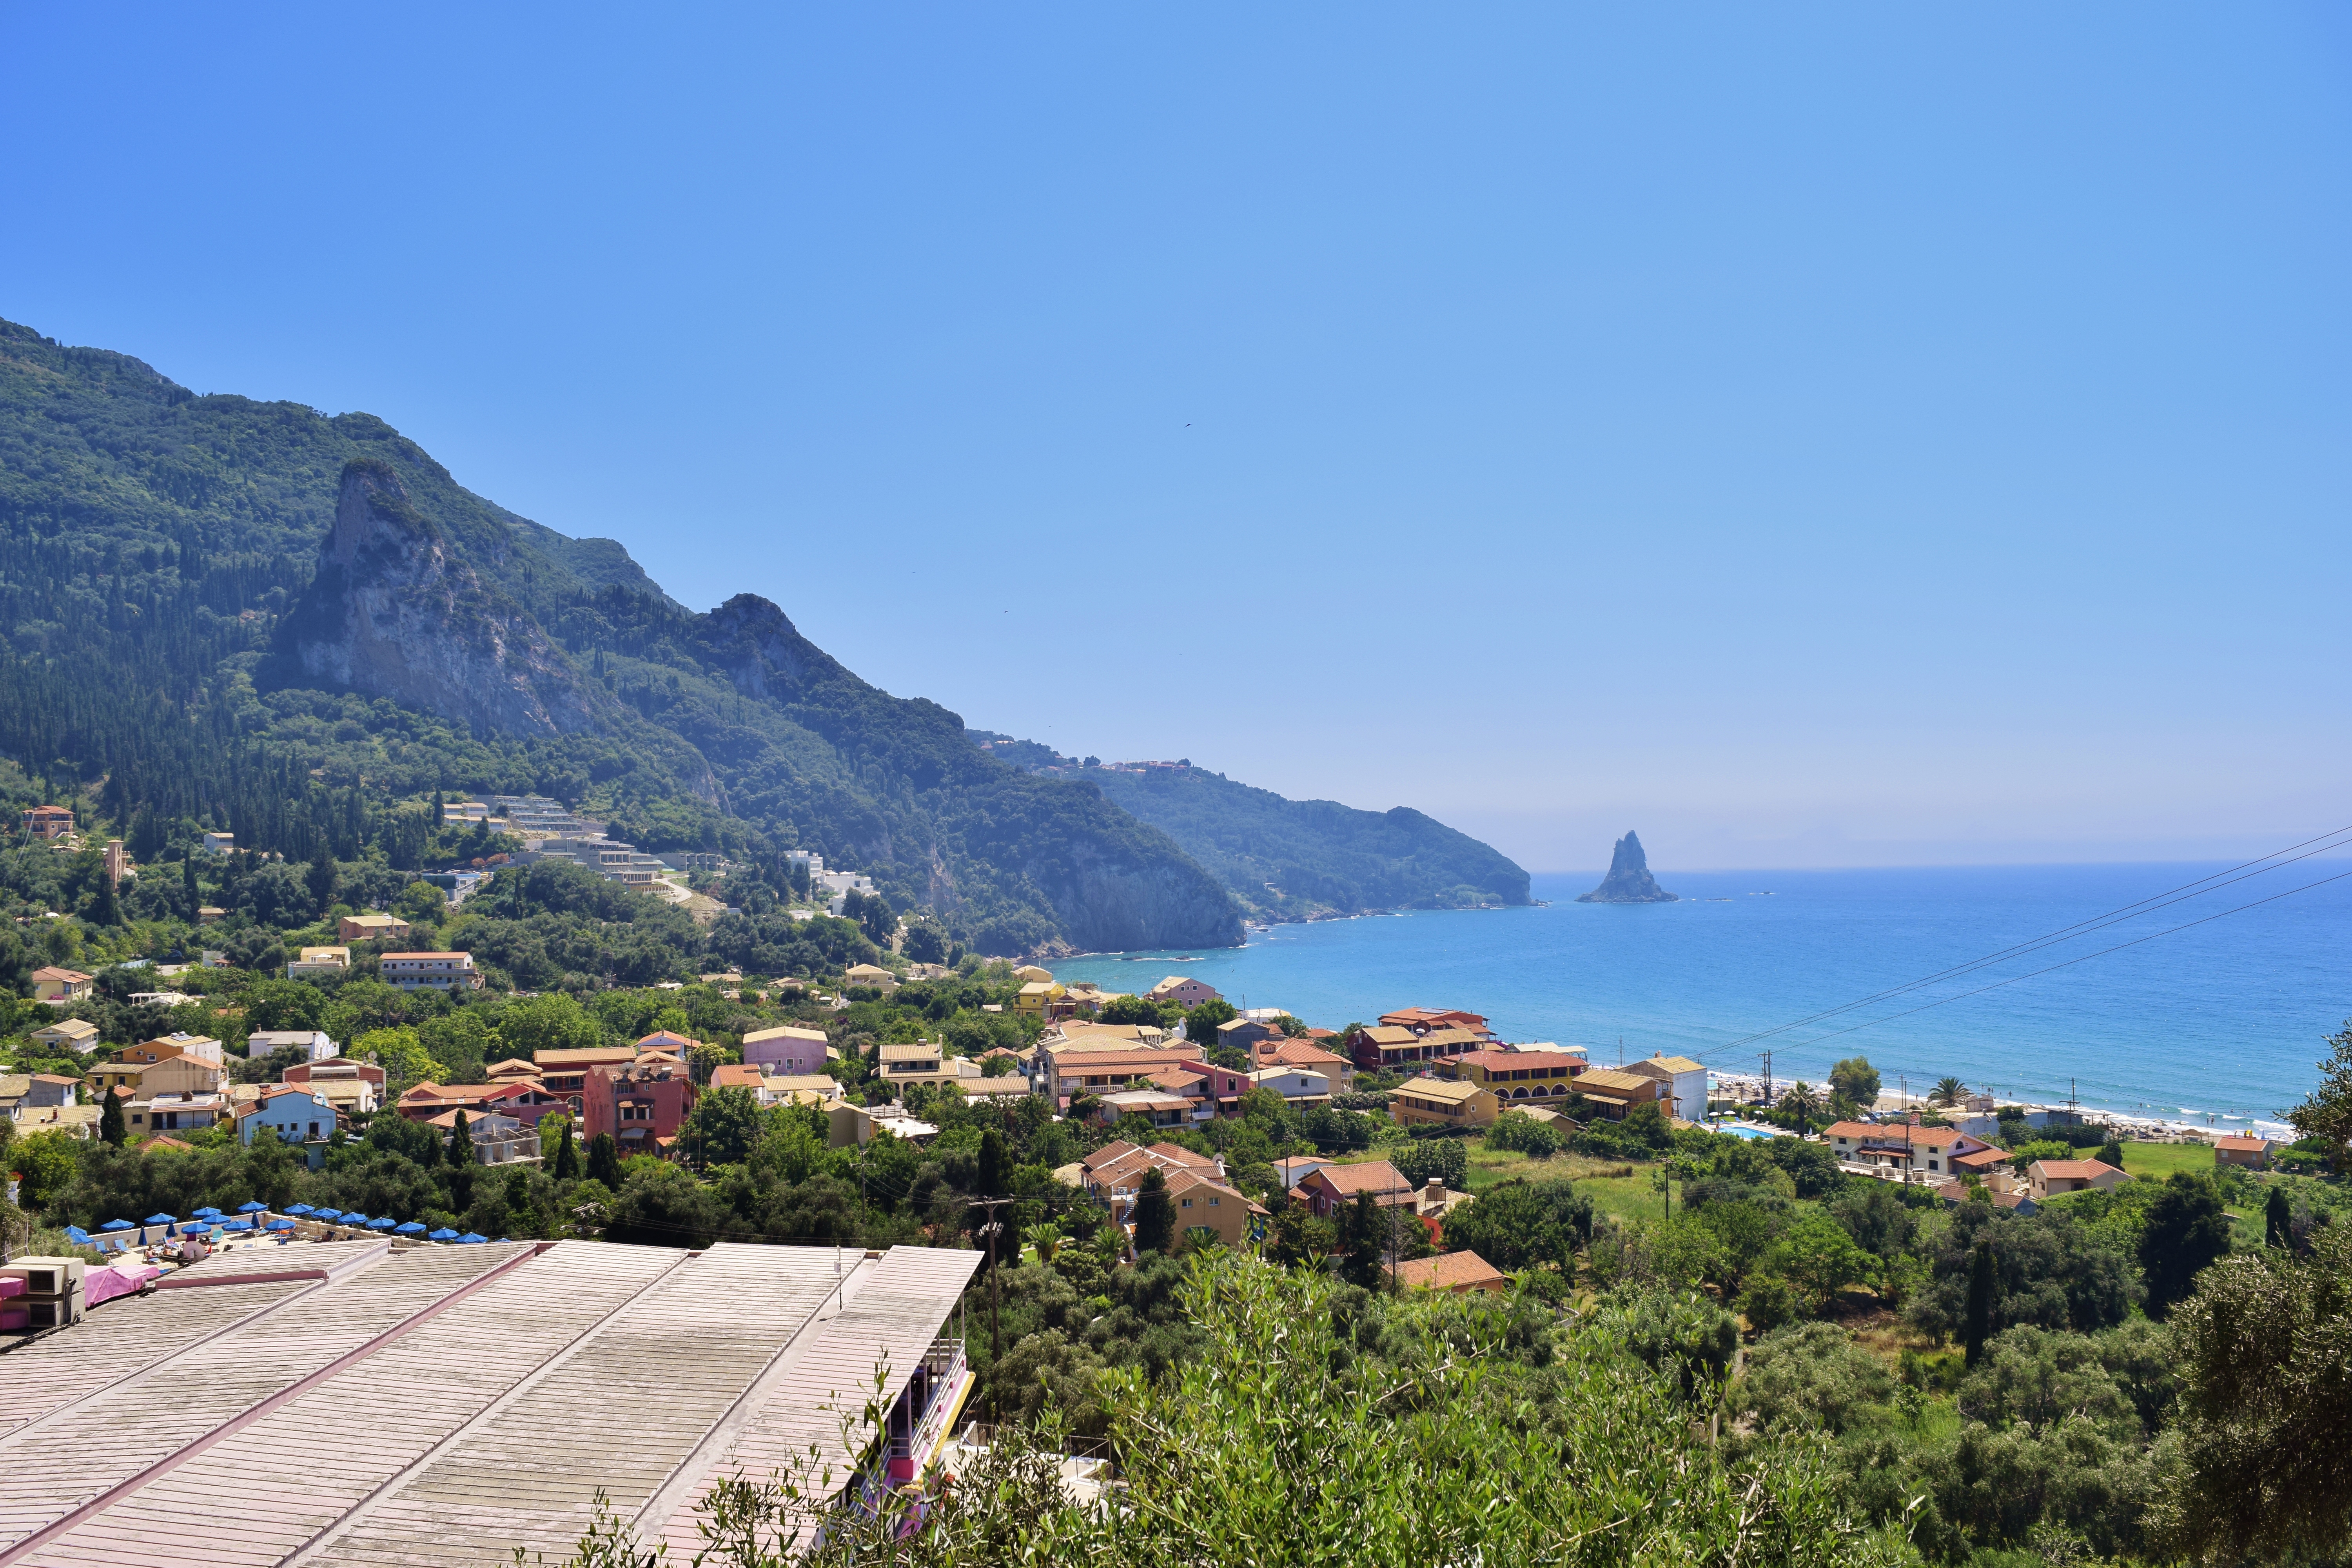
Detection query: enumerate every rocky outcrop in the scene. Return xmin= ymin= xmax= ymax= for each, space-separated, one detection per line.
xmin=1576 ymin=831 xmax=1677 ymax=904
xmin=268 ymin=460 xmax=608 ymax=737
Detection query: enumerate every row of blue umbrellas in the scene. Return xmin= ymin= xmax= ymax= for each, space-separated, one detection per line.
xmin=92 ymin=1206 xmax=485 ymax=1245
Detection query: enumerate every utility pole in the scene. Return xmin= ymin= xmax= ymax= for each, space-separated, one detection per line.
xmin=1760 ymin=1050 xmax=1773 ymax=1107
xmin=970 ymin=1195 xmax=1016 ymax=1410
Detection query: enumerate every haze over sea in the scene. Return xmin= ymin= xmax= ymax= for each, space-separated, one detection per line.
xmin=1049 ymin=863 xmax=2352 ymax=1138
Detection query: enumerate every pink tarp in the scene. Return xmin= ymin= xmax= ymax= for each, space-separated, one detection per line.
xmin=0 ymin=1277 xmax=22 ymax=1299
xmin=85 ymin=1261 xmax=160 ymax=1307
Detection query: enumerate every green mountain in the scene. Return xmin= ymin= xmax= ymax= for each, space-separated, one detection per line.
xmin=0 ymin=315 xmax=1239 ymax=955
xmin=966 ymin=733 xmax=1531 ymax=922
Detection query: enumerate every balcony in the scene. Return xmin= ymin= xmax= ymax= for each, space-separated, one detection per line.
xmin=867 ymin=1338 xmax=970 ymax=1490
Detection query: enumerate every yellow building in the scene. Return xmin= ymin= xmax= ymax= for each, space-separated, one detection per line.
xmin=1014 ymin=980 xmax=1066 ymax=1017
xmin=1389 ymin=1077 xmax=1501 ymax=1129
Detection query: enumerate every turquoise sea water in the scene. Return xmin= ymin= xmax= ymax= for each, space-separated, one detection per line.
xmin=1047 ymin=864 xmax=2352 ymax=1137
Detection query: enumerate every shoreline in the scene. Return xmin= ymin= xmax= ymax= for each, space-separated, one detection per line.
xmin=1708 ymin=1078 xmax=2296 ymax=1144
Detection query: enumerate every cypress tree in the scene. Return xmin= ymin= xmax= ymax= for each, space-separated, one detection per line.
xmin=1964 ymin=1238 xmax=1995 ymax=1366
xmin=554 ymin=1120 xmax=580 ymax=1180
xmin=586 ymin=1131 xmax=621 ymax=1187
xmin=2265 ymin=1185 xmax=2292 ymax=1251
xmin=99 ymin=1085 xmax=125 ymax=1146
xmin=452 ymin=1108 xmax=477 ymax=1165
xmin=1133 ymin=1167 xmax=1176 ymax=1256
xmin=977 ymin=1127 xmax=1007 ymax=1198
xmin=87 ymin=867 xmax=119 ymax=926
xmin=431 ymin=789 xmax=445 ymax=827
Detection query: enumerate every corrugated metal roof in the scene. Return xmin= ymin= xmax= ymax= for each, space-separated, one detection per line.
xmin=653 ymin=1246 xmax=982 ymax=1555
xmin=307 ymin=1243 xmax=851 ymax=1566
xmin=0 ymin=1241 xmax=978 ymax=1568
xmin=16 ymin=1243 xmax=681 ymax=1568
xmin=0 ymin=1243 xmax=533 ymax=1560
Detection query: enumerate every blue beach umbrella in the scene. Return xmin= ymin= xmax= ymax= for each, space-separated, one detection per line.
xmin=192 ymin=1207 xmax=223 ymax=1219
xmin=427 ymin=1228 xmax=459 ymax=1241
xmin=368 ymin=1216 xmax=397 ymax=1230
xmin=222 ymin=1219 xmax=253 ymax=1232
xmin=101 ymin=1218 xmax=133 ymax=1232
xmin=65 ymin=1225 xmax=90 ymax=1242
xmin=394 ymin=1221 xmax=426 ymax=1235
xmin=237 ymin=1201 xmax=268 ymax=1214
xmin=285 ymin=1204 xmax=313 ymax=1216
xmin=266 ymin=1219 xmax=295 ymax=1232
xmin=341 ymin=1214 xmax=369 ymax=1227
xmin=143 ymin=1213 xmax=177 ymax=1224
xmin=310 ymin=1208 xmax=342 ymax=1221
xmin=456 ymin=1232 xmax=486 ymax=1244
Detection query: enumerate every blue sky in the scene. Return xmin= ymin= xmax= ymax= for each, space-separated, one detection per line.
xmin=3 ymin=5 xmax=2347 ymax=871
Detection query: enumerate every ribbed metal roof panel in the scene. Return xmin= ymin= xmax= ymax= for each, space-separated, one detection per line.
xmin=0 ymin=1243 xmax=530 ymax=1558
xmin=653 ymin=1245 xmax=981 ymax=1554
xmin=15 ymin=1243 xmax=683 ymax=1568
xmin=309 ymin=1242 xmax=843 ymax=1566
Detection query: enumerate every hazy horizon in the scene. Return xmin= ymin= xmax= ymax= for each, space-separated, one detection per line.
xmin=4 ymin=5 xmax=2343 ymax=873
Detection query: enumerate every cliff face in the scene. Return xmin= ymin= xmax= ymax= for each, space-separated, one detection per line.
xmin=1576 ymin=831 xmax=1678 ymax=904
xmin=691 ymin=593 xmax=1242 ymax=953
xmin=269 ymin=460 xmax=610 ymax=737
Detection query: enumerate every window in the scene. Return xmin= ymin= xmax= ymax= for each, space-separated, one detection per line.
xmin=1209 ymin=1196 xmax=1220 ymax=1205
xmin=1181 ymin=1198 xmax=1192 ymax=1208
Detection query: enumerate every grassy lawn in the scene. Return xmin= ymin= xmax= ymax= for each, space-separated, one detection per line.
xmin=2114 ymin=1140 xmax=2214 ymax=1179
xmin=1457 ymin=1143 xmax=1678 ymax=1223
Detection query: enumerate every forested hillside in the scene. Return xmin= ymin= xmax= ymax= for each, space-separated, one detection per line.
xmin=969 ymin=733 xmax=1530 ymax=921
xmin=0 ymin=316 xmax=1237 ymax=955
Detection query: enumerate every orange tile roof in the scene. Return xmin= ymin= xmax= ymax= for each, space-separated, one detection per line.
xmin=2215 ymin=1135 xmax=2268 ymax=1152
xmin=2032 ymin=1158 xmax=2123 ymax=1180
xmin=1445 ymin=1049 xmax=1585 ymax=1073
xmin=708 ymin=1063 xmax=766 ymax=1089
xmin=1393 ymin=1250 xmax=1510 ymax=1291
xmin=1308 ymin=1160 xmax=1411 ymax=1197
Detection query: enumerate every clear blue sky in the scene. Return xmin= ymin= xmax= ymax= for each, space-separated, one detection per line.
xmin=4 ymin=5 xmax=2346 ymax=871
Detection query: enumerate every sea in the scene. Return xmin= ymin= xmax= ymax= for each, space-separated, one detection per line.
xmin=1045 ymin=863 xmax=2352 ymax=1139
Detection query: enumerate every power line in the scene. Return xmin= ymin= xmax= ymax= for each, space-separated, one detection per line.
xmin=1695 ymin=827 xmax=2352 ymax=1066
xmin=1703 ymin=822 xmax=2343 ymax=1067
xmin=1743 ymin=864 xmax=2352 ymax=1060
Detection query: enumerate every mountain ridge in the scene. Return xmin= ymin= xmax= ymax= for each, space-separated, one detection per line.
xmin=0 ymin=312 xmax=1524 ymax=953
xmin=0 ymin=313 xmax=1238 ymax=955
xmin=966 ymin=732 xmax=1532 ymax=921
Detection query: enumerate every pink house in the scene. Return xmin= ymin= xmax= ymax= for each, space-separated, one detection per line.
xmin=1145 ymin=975 xmax=1223 ymax=1009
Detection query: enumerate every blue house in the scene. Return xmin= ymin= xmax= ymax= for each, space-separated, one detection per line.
xmin=238 ymin=1086 xmax=336 ymax=1168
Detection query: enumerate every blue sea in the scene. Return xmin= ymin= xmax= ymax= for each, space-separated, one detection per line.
xmin=1047 ymin=864 xmax=2352 ymax=1138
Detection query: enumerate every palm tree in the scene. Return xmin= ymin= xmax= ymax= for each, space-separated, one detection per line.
xmin=1933 ymin=1076 xmax=1967 ymax=1108
xmin=1782 ymin=1082 xmax=1818 ymax=1138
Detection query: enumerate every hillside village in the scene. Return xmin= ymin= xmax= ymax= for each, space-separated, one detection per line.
xmin=3 ymin=824 xmax=2345 ymax=1564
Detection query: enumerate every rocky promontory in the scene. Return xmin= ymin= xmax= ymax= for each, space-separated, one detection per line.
xmin=1576 ymin=831 xmax=1678 ymax=904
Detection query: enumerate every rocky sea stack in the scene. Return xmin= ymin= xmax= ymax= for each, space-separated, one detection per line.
xmin=1576 ymin=831 xmax=1677 ymax=904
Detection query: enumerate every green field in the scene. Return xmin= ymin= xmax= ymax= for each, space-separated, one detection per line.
xmin=2113 ymin=1140 xmax=2216 ymax=1179
xmin=1461 ymin=1143 xmax=1677 ymax=1224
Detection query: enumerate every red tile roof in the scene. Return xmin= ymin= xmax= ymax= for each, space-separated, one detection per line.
xmin=1393 ymin=1250 xmax=1510 ymax=1292
xmin=2215 ymin=1135 xmax=2268 ymax=1152
xmin=1445 ymin=1049 xmax=1586 ymax=1073
xmin=2032 ymin=1158 xmax=2123 ymax=1180
xmin=1306 ymin=1160 xmax=1412 ymax=1198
